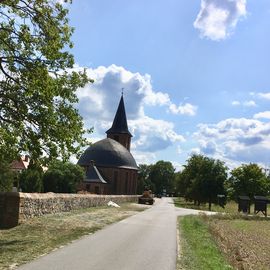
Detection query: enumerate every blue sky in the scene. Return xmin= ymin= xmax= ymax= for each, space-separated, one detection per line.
xmin=66 ymin=0 xmax=270 ymax=170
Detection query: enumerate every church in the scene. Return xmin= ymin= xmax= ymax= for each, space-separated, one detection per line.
xmin=77 ymin=94 xmax=138 ymax=195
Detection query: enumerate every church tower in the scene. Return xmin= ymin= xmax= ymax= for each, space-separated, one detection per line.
xmin=106 ymin=94 xmax=132 ymax=151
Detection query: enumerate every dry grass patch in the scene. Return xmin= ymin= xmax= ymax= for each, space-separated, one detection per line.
xmin=0 ymin=203 xmax=146 ymax=270
xmin=203 ymin=215 xmax=270 ymax=270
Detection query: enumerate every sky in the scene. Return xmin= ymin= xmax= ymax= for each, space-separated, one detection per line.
xmin=65 ymin=0 xmax=270 ymax=170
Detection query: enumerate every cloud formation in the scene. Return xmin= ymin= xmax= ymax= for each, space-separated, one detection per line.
xmin=254 ymin=111 xmax=270 ymax=120
xmin=257 ymin=92 xmax=270 ymax=100
xmin=231 ymin=100 xmax=256 ymax=107
xmin=194 ymin=117 xmax=270 ymax=165
xmin=75 ymin=64 xmax=189 ymax=163
xmin=194 ymin=0 xmax=247 ymax=41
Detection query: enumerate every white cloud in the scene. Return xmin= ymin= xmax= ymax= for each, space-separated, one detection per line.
xmin=231 ymin=100 xmax=256 ymax=107
xmin=75 ymin=64 xmax=187 ymax=159
xmin=243 ymin=100 xmax=256 ymax=107
xmin=169 ymin=103 xmax=197 ymax=116
xmin=254 ymin=111 xmax=270 ymax=120
xmin=232 ymin=100 xmax=240 ymax=106
xmin=257 ymin=92 xmax=270 ymax=100
xmin=194 ymin=117 xmax=270 ymax=165
xmin=194 ymin=0 xmax=247 ymax=41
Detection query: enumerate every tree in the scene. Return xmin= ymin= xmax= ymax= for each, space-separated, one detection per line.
xmin=228 ymin=163 xmax=270 ymax=200
xmin=0 ymin=0 xmax=93 ymax=164
xmin=148 ymin=160 xmax=175 ymax=195
xmin=179 ymin=155 xmax=228 ymax=210
xmin=0 ymin=162 xmax=16 ymax=192
xmin=137 ymin=164 xmax=154 ymax=194
xmin=19 ymin=161 xmax=43 ymax=192
xmin=43 ymin=161 xmax=84 ymax=193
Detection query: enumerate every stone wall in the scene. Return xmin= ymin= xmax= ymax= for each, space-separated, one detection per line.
xmin=0 ymin=192 xmax=138 ymax=228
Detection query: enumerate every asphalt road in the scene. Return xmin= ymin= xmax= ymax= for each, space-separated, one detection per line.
xmin=18 ymin=198 xmax=216 ymax=270
xmin=18 ymin=198 xmax=177 ymax=270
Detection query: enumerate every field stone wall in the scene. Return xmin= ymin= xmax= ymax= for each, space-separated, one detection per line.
xmin=0 ymin=192 xmax=138 ymax=228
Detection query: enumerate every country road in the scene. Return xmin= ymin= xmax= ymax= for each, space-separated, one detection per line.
xmin=18 ymin=198 xmax=212 ymax=270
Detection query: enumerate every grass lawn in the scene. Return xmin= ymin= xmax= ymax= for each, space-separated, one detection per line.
xmin=177 ymin=216 xmax=232 ymax=270
xmin=0 ymin=203 xmax=146 ymax=270
xmin=174 ymin=197 xmax=270 ymax=215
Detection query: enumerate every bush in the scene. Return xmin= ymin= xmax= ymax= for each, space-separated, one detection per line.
xmin=19 ymin=161 xmax=43 ymax=192
xmin=43 ymin=161 xmax=84 ymax=193
xmin=0 ymin=162 xmax=16 ymax=192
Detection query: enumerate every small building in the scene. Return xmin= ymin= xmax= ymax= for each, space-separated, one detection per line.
xmin=10 ymin=155 xmax=30 ymax=173
xmin=77 ymin=95 xmax=138 ymax=195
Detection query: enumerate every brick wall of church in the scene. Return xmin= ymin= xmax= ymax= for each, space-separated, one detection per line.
xmin=98 ymin=167 xmax=138 ymax=195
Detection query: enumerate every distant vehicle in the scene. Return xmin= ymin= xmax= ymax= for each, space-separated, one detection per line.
xmin=138 ymin=189 xmax=154 ymax=205
xmin=156 ymin=194 xmax=162 ymax=198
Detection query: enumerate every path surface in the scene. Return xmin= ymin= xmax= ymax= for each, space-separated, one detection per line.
xmin=18 ymin=198 xmax=215 ymax=270
xmin=19 ymin=198 xmax=177 ymax=270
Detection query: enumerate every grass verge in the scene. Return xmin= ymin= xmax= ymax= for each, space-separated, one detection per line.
xmin=174 ymin=197 xmax=237 ymax=214
xmin=0 ymin=203 xmax=146 ymax=270
xmin=177 ymin=215 xmax=232 ymax=270
xmin=174 ymin=197 xmax=270 ymax=215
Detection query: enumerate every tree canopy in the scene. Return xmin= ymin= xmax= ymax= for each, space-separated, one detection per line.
xmin=148 ymin=160 xmax=175 ymax=195
xmin=0 ymin=0 xmax=92 ymax=164
xmin=43 ymin=160 xmax=84 ymax=193
xmin=227 ymin=163 xmax=270 ymax=200
xmin=176 ymin=154 xmax=228 ymax=210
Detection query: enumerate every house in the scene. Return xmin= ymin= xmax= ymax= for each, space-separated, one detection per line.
xmin=10 ymin=155 xmax=30 ymax=173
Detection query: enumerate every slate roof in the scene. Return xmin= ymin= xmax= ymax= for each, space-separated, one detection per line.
xmin=106 ymin=95 xmax=132 ymax=136
xmin=77 ymin=138 xmax=138 ymax=170
xmin=85 ymin=165 xmax=107 ymax=183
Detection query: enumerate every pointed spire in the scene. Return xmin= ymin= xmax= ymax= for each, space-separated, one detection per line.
xmin=106 ymin=94 xmax=132 ymax=136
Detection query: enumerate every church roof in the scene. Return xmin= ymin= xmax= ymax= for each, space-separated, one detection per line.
xmin=77 ymin=138 xmax=138 ymax=170
xmin=85 ymin=165 xmax=107 ymax=183
xmin=106 ymin=95 xmax=132 ymax=136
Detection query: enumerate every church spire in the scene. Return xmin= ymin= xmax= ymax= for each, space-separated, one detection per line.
xmin=106 ymin=94 xmax=132 ymax=150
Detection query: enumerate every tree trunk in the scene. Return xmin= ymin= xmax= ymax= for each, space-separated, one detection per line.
xmin=208 ymin=200 xmax=212 ymax=211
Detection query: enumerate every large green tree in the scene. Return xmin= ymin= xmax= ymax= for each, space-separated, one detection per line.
xmin=228 ymin=163 xmax=270 ymax=200
xmin=137 ymin=164 xmax=154 ymax=194
xmin=0 ymin=0 xmax=92 ymax=164
xmin=178 ymin=154 xmax=228 ymax=210
xmin=43 ymin=160 xmax=84 ymax=193
xmin=148 ymin=160 xmax=175 ymax=195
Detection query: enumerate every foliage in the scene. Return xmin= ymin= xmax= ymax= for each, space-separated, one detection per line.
xmin=0 ymin=0 xmax=93 ymax=164
xmin=43 ymin=160 xmax=84 ymax=193
xmin=177 ymin=154 xmax=228 ymax=210
xmin=0 ymin=162 xmax=16 ymax=192
xmin=227 ymin=163 xmax=270 ymax=200
xmin=148 ymin=160 xmax=175 ymax=194
xmin=136 ymin=164 xmax=154 ymax=194
xmin=19 ymin=161 xmax=43 ymax=192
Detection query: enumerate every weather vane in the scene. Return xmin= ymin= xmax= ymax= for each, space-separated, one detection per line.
xmin=121 ymin=87 xmax=124 ymax=96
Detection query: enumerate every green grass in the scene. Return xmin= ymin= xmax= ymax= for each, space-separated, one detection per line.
xmin=0 ymin=203 xmax=146 ymax=270
xmin=178 ymin=216 xmax=233 ymax=270
xmin=174 ymin=197 xmax=270 ymax=215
